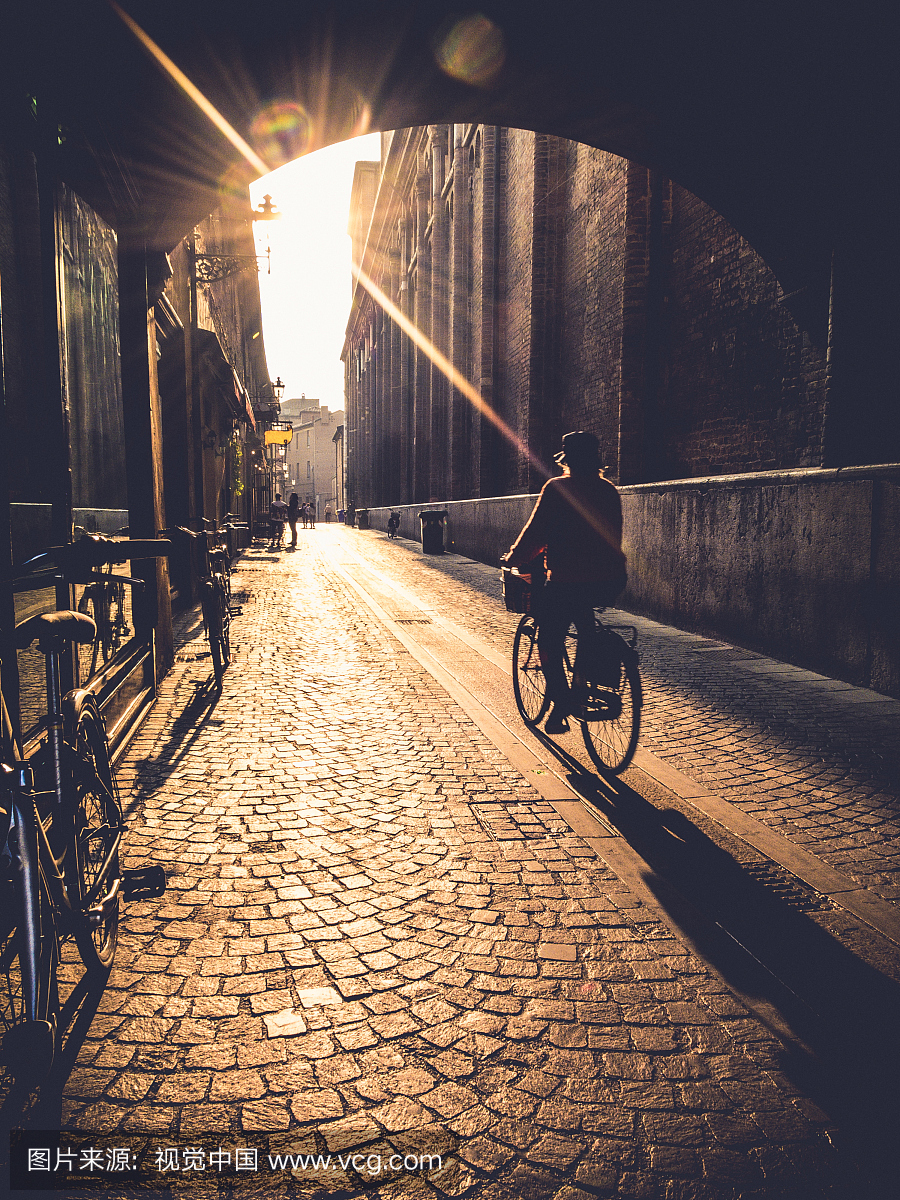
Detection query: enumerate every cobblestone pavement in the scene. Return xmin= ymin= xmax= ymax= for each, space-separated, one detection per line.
xmin=51 ymin=529 xmax=885 ymax=1198
xmin=349 ymin=530 xmax=900 ymax=909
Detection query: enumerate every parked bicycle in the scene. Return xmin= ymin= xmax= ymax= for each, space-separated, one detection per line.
xmin=1 ymin=535 xmax=169 ymax=1083
xmin=503 ymin=565 xmax=642 ymax=775
xmin=163 ymin=525 xmax=232 ymax=689
xmin=202 ymin=515 xmax=248 ymax=610
xmin=76 ymin=568 xmax=130 ymax=677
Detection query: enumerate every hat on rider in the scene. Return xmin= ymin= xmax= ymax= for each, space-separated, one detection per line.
xmin=553 ymin=430 xmax=601 ymax=468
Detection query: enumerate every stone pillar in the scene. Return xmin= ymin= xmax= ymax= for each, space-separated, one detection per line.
xmin=118 ymin=243 xmax=173 ymax=674
xmin=448 ymin=124 xmax=471 ymax=500
xmin=526 ymin=133 xmax=567 ymax=490
xmin=477 ymin=127 xmax=504 ymax=499
xmin=429 ymin=125 xmax=450 ymax=500
xmin=413 ymin=169 xmax=431 ymax=502
xmin=617 ymin=163 xmax=671 ymax=485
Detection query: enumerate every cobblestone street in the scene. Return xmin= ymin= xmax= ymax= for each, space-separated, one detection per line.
xmin=44 ymin=526 xmax=900 ymax=1198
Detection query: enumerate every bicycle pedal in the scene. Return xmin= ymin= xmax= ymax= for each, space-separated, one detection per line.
xmin=121 ymin=865 xmax=167 ymax=900
xmin=228 ymin=605 xmax=243 ymax=617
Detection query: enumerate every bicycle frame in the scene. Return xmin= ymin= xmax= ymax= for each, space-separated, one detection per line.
xmin=9 ymin=650 xmax=125 ymax=956
xmin=3 ymin=534 xmax=170 ymax=1073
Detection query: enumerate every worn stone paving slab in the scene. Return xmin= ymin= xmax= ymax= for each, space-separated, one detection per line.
xmin=347 ymin=528 xmax=900 ymax=909
xmin=55 ymin=533 xmax=861 ymax=1197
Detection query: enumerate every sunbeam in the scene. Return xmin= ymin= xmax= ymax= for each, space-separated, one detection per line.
xmin=351 ymin=260 xmax=551 ymax=483
xmin=109 ymin=1 xmax=270 ymax=177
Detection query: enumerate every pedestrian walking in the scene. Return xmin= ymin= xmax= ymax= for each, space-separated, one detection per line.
xmin=287 ymin=492 xmax=300 ymax=549
xmin=268 ymin=493 xmax=289 ymax=549
xmin=301 ymin=503 xmax=309 ymax=529
xmin=325 ymin=503 xmax=333 ymax=523
xmin=308 ymin=502 xmax=316 ymax=529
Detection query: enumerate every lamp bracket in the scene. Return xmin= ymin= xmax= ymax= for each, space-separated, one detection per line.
xmin=194 ymin=246 xmax=271 ymax=284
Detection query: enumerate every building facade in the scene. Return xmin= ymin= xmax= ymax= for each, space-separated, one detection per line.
xmin=0 ymin=90 xmax=276 ymax=750
xmin=343 ymin=125 xmax=829 ymax=506
xmin=342 ymin=127 xmax=899 ymax=697
xmin=280 ymin=398 xmax=345 ymax=518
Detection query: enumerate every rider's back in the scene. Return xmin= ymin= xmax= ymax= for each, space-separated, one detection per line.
xmin=511 ymin=470 xmax=625 ymax=585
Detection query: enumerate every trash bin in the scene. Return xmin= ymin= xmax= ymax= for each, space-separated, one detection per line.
xmin=419 ymin=509 xmax=447 ymax=554
xmin=356 ymin=508 xmax=369 ymax=530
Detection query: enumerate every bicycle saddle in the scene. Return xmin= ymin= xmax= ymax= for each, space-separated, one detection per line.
xmin=15 ymin=610 xmax=98 ymax=650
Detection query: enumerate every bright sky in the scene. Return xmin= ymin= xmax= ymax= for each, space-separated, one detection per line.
xmin=249 ymin=133 xmax=382 ymax=411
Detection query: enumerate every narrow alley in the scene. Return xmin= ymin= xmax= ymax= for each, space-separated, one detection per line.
xmin=22 ymin=523 xmax=899 ymax=1199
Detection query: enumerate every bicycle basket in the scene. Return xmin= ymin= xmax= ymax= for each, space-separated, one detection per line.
xmin=501 ymin=567 xmax=534 ymax=614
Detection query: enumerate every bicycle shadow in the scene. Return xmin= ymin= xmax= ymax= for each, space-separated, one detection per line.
xmin=539 ymin=736 xmax=900 ymax=1195
xmin=123 ymin=675 xmax=221 ymax=814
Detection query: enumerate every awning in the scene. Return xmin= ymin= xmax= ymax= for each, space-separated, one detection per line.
xmin=195 ymin=330 xmax=256 ymax=430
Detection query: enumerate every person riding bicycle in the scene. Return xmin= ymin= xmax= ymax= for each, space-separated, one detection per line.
xmin=387 ymin=512 xmax=400 ymax=539
xmin=501 ymin=431 xmax=627 ymax=734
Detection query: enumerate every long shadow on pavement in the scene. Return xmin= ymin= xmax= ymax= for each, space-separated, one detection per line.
xmin=540 ymin=738 xmax=900 ymax=1197
xmin=122 ymin=677 xmax=220 ymax=815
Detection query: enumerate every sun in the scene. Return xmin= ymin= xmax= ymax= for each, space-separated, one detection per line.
xmin=249 ymin=134 xmax=382 ymax=408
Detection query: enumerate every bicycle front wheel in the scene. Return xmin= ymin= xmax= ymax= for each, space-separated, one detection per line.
xmin=512 ymin=615 xmax=550 ymax=726
xmin=67 ymin=697 xmax=121 ymax=970
xmin=580 ymin=645 xmax=642 ymax=776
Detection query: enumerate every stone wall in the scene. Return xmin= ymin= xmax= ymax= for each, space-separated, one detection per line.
xmin=364 ymin=465 xmax=900 ymax=698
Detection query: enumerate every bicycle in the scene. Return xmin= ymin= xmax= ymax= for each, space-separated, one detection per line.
xmin=202 ymin=516 xmax=248 ymax=610
xmin=1 ymin=535 xmax=169 ymax=1083
xmin=163 ymin=526 xmax=232 ymax=690
xmin=503 ymin=566 xmax=642 ymax=775
xmin=76 ymin=568 xmax=130 ymax=677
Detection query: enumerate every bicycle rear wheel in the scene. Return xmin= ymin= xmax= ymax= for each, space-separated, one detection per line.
xmin=204 ymin=581 xmax=230 ymax=690
xmin=67 ymin=698 xmax=121 ymax=970
xmin=580 ymin=640 xmax=642 ymax=776
xmin=512 ymin=615 xmax=550 ymax=726
xmin=0 ymin=838 xmax=59 ymax=1080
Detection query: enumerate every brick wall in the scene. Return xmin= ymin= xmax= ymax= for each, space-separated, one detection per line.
xmin=557 ymin=144 xmax=628 ymax=477
xmin=657 ymin=186 xmax=828 ymax=478
xmin=344 ymin=127 xmax=831 ymax=506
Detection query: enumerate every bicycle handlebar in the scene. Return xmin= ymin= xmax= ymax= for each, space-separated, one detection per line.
xmin=161 ymin=526 xmax=203 ymax=541
xmin=19 ymin=535 xmax=171 ymax=575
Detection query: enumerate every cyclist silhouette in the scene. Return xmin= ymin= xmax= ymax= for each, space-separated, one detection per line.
xmin=501 ymin=431 xmax=627 ymax=733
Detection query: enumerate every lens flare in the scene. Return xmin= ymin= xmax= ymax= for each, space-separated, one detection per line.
xmin=435 ymin=14 xmax=506 ymax=87
xmin=250 ymin=101 xmax=311 ymax=167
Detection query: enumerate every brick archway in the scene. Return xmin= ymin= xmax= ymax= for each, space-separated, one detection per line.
xmin=6 ymin=0 xmax=896 ymax=462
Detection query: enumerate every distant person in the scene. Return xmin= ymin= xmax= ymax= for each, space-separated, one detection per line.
xmin=287 ymin=492 xmax=300 ymax=549
xmin=325 ymin=503 xmax=333 ymax=523
xmin=387 ymin=512 xmax=400 ymax=539
xmin=301 ymin=502 xmax=309 ymax=530
xmin=346 ymin=502 xmax=356 ymax=528
xmin=268 ymin=493 xmax=288 ymax=550
xmin=501 ymin=431 xmax=626 ymax=733
xmin=308 ymin=502 xmax=316 ymax=529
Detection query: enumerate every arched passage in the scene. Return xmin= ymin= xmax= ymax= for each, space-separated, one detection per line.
xmin=5 ymin=0 xmax=896 ymax=464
